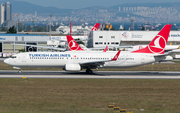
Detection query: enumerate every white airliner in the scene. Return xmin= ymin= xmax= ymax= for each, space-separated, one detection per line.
xmin=4 ymin=24 xmax=173 ymax=74
xmin=66 ymin=33 xmax=173 ymax=62
xmin=13 ymin=23 xmax=100 ymax=51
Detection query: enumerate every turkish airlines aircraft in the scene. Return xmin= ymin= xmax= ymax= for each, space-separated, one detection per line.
xmin=4 ymin=24 xmax=172 ymax=74
xmin=66 ymin=34 xmax=173 ymax=62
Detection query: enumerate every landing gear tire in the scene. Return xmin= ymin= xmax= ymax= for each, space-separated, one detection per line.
xmin=18 ymin=69 xmax=22 ymax=73
xmin=86 ymin=69 xmax=93 ymax=74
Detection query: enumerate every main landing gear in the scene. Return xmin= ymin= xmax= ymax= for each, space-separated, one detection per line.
xmin=13 ymin=67 xmax=22 ymax=74
xmin=86 ymin=68 xmax=93 ymax=74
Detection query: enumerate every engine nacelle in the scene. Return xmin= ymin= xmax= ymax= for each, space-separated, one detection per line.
xmin=27 ymin=47 xmax=37 ymax=52
xmin=28 ymin=47 xmax=33 ymax=51
xmin=159 ymin=55 xmax=173 ymax=62
xmin=64 ymin=64 xmax=81 ymax=71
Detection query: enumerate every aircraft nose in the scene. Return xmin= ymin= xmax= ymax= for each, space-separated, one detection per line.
xmin=4 ymin=59 xmax=9 ymax=64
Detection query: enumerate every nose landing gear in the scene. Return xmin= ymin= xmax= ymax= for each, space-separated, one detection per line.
xmin=18 ymin=69 xmax=22 ymax=73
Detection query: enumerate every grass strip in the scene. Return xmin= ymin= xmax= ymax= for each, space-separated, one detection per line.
xmin=0 ymin=79 xmax=180 ymax=113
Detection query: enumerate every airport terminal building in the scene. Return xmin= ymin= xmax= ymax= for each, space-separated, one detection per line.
xmin=0 ymin=34 xmax=49 ymax=53
xmin=88 ymin=31 xmax=180 ymax=48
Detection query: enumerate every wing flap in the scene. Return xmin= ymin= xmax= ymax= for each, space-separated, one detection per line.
xmin=14 ymin=44 xmax=66 ymax=51
xmin=80 ymin=50 xmax=121 ymax=68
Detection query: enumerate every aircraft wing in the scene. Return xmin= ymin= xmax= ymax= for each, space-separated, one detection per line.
xmin=88 ymin=46 xmax=132 ymax=50
xmin=80 ymin=60 xmax=108 ymax=68
xmin=167 ymin=49 xmax=180 ymax=54
xmin=14 ymin=44 xmax=66 ymax=51
xmin=154 ymin=49 xmax=180 ymax=57
xmin=76 ymin=39 xmax=88 ymax=42
xmin=80 ymin=50 xmax=121 ymax=68
xmin=153 ymin=52 xmax=169 ymax=57
xmin=165 ymin=46 xmax=180 ymax=51
xmin=113 ymin=46 xmax=133 ymax=48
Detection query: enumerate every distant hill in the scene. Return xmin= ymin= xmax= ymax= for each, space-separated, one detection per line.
xmin=110 ymin=2 xmax=180 ymax=9
xmin=0 ymin=0 xmax=73 ymax=16
xmin=1 ymin=1 xmax=180 ymax=23
xmin=1 ymin=1 xmax=180 ymax=16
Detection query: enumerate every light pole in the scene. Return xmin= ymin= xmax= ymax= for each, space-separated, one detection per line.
xmin=16 ymin=13 xmax=20 ymax=34
xmin=49 ymin=14 xmax=53 ymax=40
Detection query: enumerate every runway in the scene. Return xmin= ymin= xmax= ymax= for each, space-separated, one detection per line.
xmin=0 ymin=70 xmax=180 ymax=79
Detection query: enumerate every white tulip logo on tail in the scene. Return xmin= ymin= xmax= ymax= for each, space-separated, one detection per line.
xmin=69 ymin=40 xmax=79 ymax=51
xmin=148 ymin=35 xmax=166 ymax=54
xmin=131 ymin=24 xmax=171 ymax=54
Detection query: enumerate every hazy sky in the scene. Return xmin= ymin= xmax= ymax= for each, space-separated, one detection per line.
xmin=16 ymin=0 xmax=180 ymax=9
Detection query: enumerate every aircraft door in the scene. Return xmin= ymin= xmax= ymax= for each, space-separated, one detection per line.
xmin=0 ymin=43 xmax=2 ymax=52
xmin=141 ymin=55 xmax=145 ymax=63
xmin=22 ymin=55 xmax=26 ymax=62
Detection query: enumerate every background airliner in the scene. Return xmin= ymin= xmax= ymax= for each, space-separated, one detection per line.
xmin=13 ymin=23 xmax=100 ymax=51
xmin=66 ymin=35 xmax=108 ymax=52
xmin=4 ymin=25 xmax=174 ymax=74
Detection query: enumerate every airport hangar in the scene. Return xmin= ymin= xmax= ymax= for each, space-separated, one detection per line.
xmin=88 ymin=31 xmax=180 ymax=48
xmin=0 ymin=34 xmax=50 ymax=54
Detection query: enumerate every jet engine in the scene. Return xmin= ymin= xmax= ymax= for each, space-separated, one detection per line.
xmin=27 ymin=47 xmax=37 ymax=52
xmin=64 ymin=64 xmax=81 ymax=71
xmin=159 ymin=55 xmax=173 ymax=62
xmin=28 ymin=47 xmax=33 ymax=51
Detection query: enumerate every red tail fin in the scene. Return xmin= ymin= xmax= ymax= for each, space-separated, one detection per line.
xmin=132 ymin=24 xmax=171 ymax=54
xmin=66 ymin=35 xmax=84 ymax=51
xmin=91 ymin=23 xmax=100 ymax=31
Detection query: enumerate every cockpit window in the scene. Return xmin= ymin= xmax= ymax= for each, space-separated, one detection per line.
xmin=10 ymin=56 xmax=17 ymax=58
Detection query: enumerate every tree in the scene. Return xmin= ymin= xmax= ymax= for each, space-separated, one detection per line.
xmin=141 ymin=26 xmax=145 ymax=31
xmin=7 ymin=26 xmax=17 ymax=33
xmin=1 ymin=27 xmax=7 ymax=31
xmin=19 ymin=48 xmax=25 ymax=52
xmin=75 ymin=38 xmax=84 ymax=45
xmin=37 ymin=27 xmax=44 ymax=32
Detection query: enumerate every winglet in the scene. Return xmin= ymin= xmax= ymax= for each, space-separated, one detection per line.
xmin=178 ymin=46 xmax=180 ymax=49
xmin=103 ymin=46 xmax=108 ymax=52
xmin=8 ymin=40 xmax=11 ymax=44
xmin=111 ymin=50 xmax=121 ymax=61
